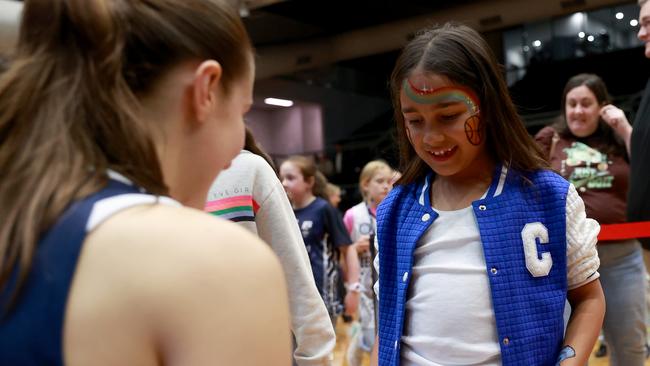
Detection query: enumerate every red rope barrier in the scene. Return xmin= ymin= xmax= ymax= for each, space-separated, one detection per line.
xmin=598 ymin=221 xmax=650 ymax=241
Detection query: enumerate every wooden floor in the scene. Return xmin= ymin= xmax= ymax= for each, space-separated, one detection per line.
xmin=331 ymin=319 xmax=650 ymax=366
xmin=333 ymin=319 xmax=369 ymax=366
xmin=588 ymin=344 xmax=650 ymax=366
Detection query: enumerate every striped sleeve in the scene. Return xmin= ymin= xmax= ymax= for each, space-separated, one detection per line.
xmin=205 ymin=195 xmax=260 ymax=222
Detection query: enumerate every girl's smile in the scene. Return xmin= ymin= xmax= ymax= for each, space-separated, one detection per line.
xmin=427 ymin=145 xmax=457 ymax=161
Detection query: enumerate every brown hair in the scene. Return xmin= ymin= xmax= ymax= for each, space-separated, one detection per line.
xmin=557 ymin=73 xmax=627 ymax=158
xmin=284 ymin=155 xmax=329 ymax=200
xmin=325 ymin=183 xmax=341 ymax=197
xmin=390 ymin=23 xmax=547 ymax=185
xmin=0 ymin=55 xmax=9 ymax=74
xmin=244 ymin=128 xmax=277 ymax=173
xmin=0 ymin=0 xmax=252 ymax=308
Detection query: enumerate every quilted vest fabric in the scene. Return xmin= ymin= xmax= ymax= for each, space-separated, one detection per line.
xmin=376 ymin=165 xmax=570 ymax=366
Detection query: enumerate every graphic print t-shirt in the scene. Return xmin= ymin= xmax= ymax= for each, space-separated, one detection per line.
xmin=536 ymin=126 xmax=629 ymax=225
xmin=294 ymin=197 xmax=351 ymax=315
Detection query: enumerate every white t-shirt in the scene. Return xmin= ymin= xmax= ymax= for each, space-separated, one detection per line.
xmin=400 ymin=205 xmax=501 ymax=366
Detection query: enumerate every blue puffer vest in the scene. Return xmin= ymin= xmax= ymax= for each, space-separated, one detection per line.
xmin=376 ymin=165 xmax=570 ymax=366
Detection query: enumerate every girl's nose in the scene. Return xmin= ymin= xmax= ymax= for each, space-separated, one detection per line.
xmin=422 ymin=124 xmax=445 ymax=145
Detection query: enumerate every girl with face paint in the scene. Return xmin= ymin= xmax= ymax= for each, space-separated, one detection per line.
xmin=371 ymin=23 xmax=605 ymax=366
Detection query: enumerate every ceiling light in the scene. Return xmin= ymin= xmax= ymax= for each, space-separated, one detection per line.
xmin=264 ymin=98 xmax=294 ymax=107
xmin=616 ymin=12 xmax=624 ymax=20
xmin=571 ymin=12 xmax=584 ymax=24
xmin=533 ymin=40 xmax=542 ymax=47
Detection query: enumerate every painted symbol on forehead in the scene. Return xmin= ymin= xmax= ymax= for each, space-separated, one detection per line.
xmin=402 ymin=76 xmax=479 ymax=114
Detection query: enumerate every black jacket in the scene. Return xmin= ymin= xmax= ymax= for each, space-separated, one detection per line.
xmin=629 ymin=78 xmax=650 ymax=249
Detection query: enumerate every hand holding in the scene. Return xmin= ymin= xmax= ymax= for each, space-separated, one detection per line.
xmin=599 ymin=104 xmax=632 ymax=139
xmin=354 ymin=235 xmax=370 ymax=254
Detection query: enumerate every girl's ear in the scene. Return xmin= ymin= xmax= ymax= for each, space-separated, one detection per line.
xmin=192 ymin=60 xmax=222 ymax=124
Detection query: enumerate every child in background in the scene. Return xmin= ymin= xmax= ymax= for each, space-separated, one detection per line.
xmin=325 ymin=183 xmax=342 ymax=209
xmin=205 ymin=129 xmax=336 ymax=366
xmin=280 ymin=156 xmax=361 ymax=329
xmin=371 ymin=23 xmax=605 ymax=366
xmin=343 ymin=160 xmax=392 ymax=366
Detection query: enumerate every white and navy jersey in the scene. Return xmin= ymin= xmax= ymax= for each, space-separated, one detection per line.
xmin=0 ymin=172 xmax=179 ymax=366
xmin=294 ymin=197 xmax=351 ymax=316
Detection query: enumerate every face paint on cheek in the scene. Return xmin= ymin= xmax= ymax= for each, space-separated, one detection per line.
xmin=464 ymin=115 xmax=483 ymax=146
xmin=402 ymin=75 xmax=480 ymax=114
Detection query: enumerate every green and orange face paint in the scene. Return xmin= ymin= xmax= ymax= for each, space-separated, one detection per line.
xmin=402 ymin=74 xmax=484 ymax=145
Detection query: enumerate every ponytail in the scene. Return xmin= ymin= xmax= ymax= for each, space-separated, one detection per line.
xmin=244 ymin=128 xmax=277 ymax=174
xmin=313 ymin=171 xmax=329 ymax=200
xmin=0 ymin=0 xmax=251 ymax=309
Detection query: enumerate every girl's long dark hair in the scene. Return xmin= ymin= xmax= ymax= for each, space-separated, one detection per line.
xmin=390 ymin=23 xmax=548 ymax=185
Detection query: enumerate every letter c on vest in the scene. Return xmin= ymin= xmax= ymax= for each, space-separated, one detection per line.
xmin=521 ymin=222 xmax=552 ymax=277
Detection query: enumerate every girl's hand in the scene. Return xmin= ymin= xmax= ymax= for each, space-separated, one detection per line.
xmin=600 ymin=104 xmax=632 ymax=139
xmin=354 ymin=235 xmax=370 ymax=254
